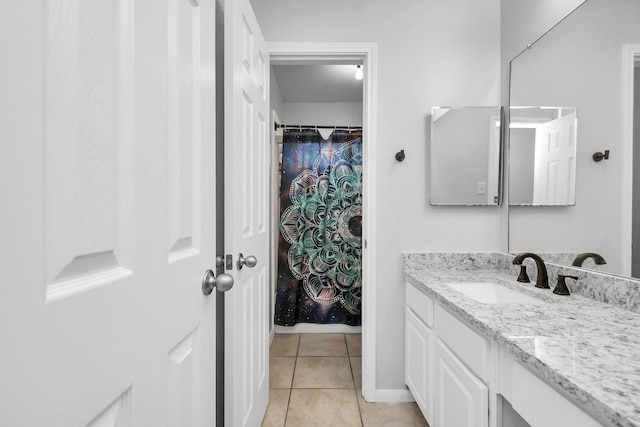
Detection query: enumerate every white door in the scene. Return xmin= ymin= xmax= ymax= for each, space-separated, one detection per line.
xmin=224 ymin=0 xmax=271 ymax=425
xmin=435 ymin=339 xmax=488 ymax=427
xmin=0 ymin=1 xmax=217 ymax=426
xmin=532 ymin=112 xmax=577 ymax=205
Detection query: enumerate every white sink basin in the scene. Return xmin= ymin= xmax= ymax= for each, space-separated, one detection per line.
xmin=446 ymin=282 xmax=541 ymax=304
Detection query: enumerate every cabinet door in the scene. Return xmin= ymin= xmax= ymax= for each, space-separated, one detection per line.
xmin=435 ymin=338 xmax=488 ymax=427
xmin=406 ymin=308 xmax=434 ymax=424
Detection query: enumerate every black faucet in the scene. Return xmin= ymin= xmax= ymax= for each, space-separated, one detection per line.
xmin=512 ymin=253 xmax=549 ymax=289
xmin=572 ymin=252 xmax=606 ymax=267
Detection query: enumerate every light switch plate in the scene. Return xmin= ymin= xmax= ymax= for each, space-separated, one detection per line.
xmin=477 ymin=181 xmax=487 ymax=195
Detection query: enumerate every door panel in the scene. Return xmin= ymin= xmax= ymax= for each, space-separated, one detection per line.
xmin=87 ymin=389 xmax=132 ymax=427
xmin=44 ymin=0 xmax=135 ymax=301
xmin=533 ymin=112 xmax=577 ymax=205
xmin=435 ymin=339 xmax=488 ymax=427
xmin=405 ymin=308 xmax=434 ymax=424
xmin=0 ymin=1 xmax=217 ymax=425
xmin=168 ymin=0 xmax=201 ymax=258
xmin=224 ymin=0 xmax=270 ymax=425
xmin=168 ymin=328 xmax=202 ymax=427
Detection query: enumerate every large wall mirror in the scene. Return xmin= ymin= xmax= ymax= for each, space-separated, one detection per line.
xmin=509 ymin=0 xmax=640 ymax=278
xmin=430 ymin=106 xmax=503 ymax=206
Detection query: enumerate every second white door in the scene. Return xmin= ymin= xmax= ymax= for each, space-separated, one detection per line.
xmin=224 ymin=0 xmax=271 ymax=425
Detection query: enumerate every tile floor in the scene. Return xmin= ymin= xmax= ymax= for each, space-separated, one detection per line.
xmin=262 ymin=333 xmax=430 ymax=427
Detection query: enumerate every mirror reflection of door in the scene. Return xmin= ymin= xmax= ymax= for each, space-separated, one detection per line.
xmin=509 ymin=107 xmax=577 ymax=206
xmin=532 ymin=112 xmax=577 ymax=205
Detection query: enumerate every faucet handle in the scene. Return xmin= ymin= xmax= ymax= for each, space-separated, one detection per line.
xmin=553 ymin=274 xmax=578 ymax=296
xmin=516 ymin=265 xmax=530 ymax=283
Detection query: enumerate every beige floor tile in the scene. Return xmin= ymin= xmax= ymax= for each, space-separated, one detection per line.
xmin=262 ymin=389 xmax=290 ymax=427
xmin=270 ymin=334 xmax=301 ymax=357
xmin=270 ymin=357 xmax=297 ymax=389
xmin=286 ymin=389 xmax=361 ymax=427
xmin=298 ymin=334 xmax=348 ymax=356
xmin=345 ymin=334 xmax=362 ymax=357
xmin=292 ymin=356 xmax=354 ymax=389
xmin=356 ymin=390 xmax=429 ymax=427
xmin=350 ymin=357 xmax=362 ymax=389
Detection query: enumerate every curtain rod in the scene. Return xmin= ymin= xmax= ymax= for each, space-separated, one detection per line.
xmin=274 ymin=122 xmax=363 ymax=131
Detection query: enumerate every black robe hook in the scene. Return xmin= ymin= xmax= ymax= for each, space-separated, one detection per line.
xmin=592 ymin=150 xmax=610 ymax=162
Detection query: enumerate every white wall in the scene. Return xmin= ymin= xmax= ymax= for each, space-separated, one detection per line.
xmin=252 ymin=0 xmax=501 ymax=392
xmin=281 ymin=102 xmax=362 ymax=127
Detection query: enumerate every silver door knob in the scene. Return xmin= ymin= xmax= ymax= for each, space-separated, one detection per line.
xmin=237 ymin=253 xmax=257 ymax=270
xmin=202 ymin=269 xmax=234 ymax=295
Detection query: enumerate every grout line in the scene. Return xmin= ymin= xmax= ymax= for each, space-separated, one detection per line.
xmin=283 ymin=387 xmax=292 ymax=427
xmin=283 ymin=335 xmax=299 ymax=427
xmin=348 ymin=348 xmax=365 ymax=426
xmin=348 ymin=350 xmax=357 ymax=390
xmin=343 ymin=333 xmax=350 ymax=357
xmin=289 ymin=357 xmax=297 ymax=389
xmin=290 ymin=387 xmax=359 ymax=390
xmin=354 ymin=388 xmax=365 ymax=427
xmin=289 ymin=340 xmax=300 ymax=389
xmin=293 ymin=355 xmax=350 ymax=358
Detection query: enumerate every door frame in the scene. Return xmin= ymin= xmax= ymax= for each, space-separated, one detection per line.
xmin=268 ymin=42 xmax=378 ymax=402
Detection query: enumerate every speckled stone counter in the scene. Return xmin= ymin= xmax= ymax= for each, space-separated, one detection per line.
xmin=403 ymin=252 xmax=640 ymax=427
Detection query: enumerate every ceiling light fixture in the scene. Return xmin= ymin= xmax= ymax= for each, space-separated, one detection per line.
xmin=355 ymin=65 xmax=364 ymax=80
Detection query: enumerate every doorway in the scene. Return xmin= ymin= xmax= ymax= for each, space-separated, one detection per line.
xmin=269 ymin=43 xmax=378 ymax=402
xmin=272 ymin=63 xmax=363 ymax=333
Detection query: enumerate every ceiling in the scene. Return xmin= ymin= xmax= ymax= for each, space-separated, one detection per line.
xmin=272 ymin=64 xmax=364 ymax=103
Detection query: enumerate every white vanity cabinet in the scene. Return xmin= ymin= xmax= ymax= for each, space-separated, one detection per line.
xmin=405 ymin=282 xmax=489 ymax=427
xmin=405 ymin=280 xmax=607 ymax=427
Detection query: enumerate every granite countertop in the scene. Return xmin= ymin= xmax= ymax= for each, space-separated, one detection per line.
xmin=403 ymin=263 xmax=640 ymax=427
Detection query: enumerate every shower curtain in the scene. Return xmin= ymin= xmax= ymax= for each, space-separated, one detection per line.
xmin=275 ymin=129 xmax=362 ymax=326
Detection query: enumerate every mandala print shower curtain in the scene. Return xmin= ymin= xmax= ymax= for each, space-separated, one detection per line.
xmin=275 ymin=129 xmax=362 ymax=326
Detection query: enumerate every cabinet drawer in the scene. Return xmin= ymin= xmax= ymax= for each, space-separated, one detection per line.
xmin=435 ymin=305 xmax=489 ymax=381
xmin=500 ymin=349 xmax=603 ymax=427
xmin=406 ymin=282 xmax=434 ymax=328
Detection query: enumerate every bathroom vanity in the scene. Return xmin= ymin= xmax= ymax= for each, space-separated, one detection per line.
xmin=403 ymin=253 xmax=640 ymax=427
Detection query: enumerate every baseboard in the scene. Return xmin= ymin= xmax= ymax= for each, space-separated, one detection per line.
xmin=374 ymin=389 xmax=416 ymax=403
xmin=269 ymin=327 xmax=275 ymax=345
xmin=274 ymin=324 xmax=362 ymax=334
